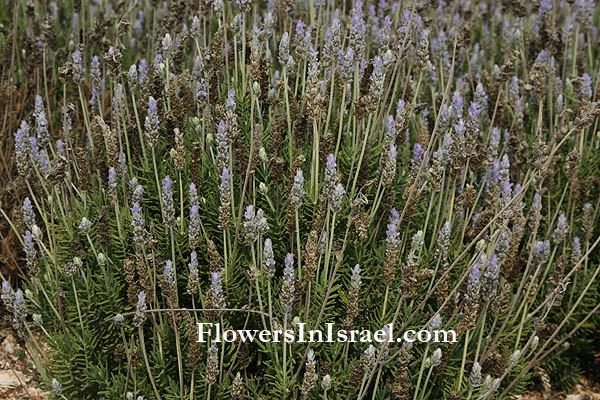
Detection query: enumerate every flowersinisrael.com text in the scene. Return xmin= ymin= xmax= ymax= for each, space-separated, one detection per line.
xmin=196 ymin=322 xmax=457 ymax=344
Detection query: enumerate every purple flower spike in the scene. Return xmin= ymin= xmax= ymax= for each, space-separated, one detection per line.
xmin=162 ymin=176 xmax=175 ymax=226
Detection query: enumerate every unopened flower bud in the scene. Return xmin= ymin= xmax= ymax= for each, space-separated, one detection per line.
xmin=252 ymin=81 xmax=261 ymax=96
xmin=97 ymin=253 xmax=106 ymax=266
xmin=431 ymin=348 xmax=442 ymax=367
xmin=259 ymin=182 xmax=268 ymax=194
xmin=33 ymin=313 xmax=43 ymax=326
xmin=423 ymin=357 xmax=432 ymax=369
xmin=509 ymin=350 xmax=521 ymax=367
xmin=531 ymin=335 xmax=539 ymax=351
xmin=259 ymin=147 xmax=267 ymax=162
xmin=476 ymin=239 xmax=486 ymax=253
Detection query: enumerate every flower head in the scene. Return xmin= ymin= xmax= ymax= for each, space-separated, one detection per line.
xmin=144 ymin=96 xmax=160 ymax=147
xmin=162 ymin=175 xmax=175 ymax=226
xmin=133 ymin=291 xmax=147 ymax=327
xmin=533 ymin=240 xmax=551 ymax=264
xmin=22 ymin=197 xmax=35 ymax=229
xmin=263 ymin=238 xmax=276 ymax=278
xmin=290 ymin=170 xmax=306 ymax=208
xmin=34 ymin=95 xmax=49 ymax=145
xmin=329 ymin=183 xmax=345 ymax=212
xmin=552 ymin=213 xmax=568 ymax=244
xmin=79 ymin=217 xmax=92 ymax=234
xmin=281 ymin=253 xmax=295 ymax=319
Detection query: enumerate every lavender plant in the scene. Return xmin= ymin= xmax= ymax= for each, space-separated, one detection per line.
xmin=1 ymin=0 xmax=600 ymax=399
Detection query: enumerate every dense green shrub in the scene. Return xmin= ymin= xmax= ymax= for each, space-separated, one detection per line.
xmin=1 ymin=0 xmax=599 ymax=399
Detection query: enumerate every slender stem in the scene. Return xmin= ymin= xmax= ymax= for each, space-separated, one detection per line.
xmin=139 ymin=327 xmax=162 ymax=400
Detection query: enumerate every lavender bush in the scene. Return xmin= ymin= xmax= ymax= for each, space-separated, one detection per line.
xmin=1 ymin=0 xmax=599 ymax=399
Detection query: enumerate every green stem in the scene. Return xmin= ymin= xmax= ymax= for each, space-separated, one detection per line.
xmin=139 ymin=327 xmax=162 ymax=400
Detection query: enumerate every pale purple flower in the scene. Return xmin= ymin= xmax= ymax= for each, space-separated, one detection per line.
xmin=23 ymin=230 xmax=37 ymax=269
xmin=51 ymin=379 xmax=62 ymax=397
xmin=144 ymin=96 xmax=160 ymax=147
xmin=382 ymin=143 xmax=397 ymax=183
xmin=481 ymin=254 xmax=499 ymax=301
xmin=210 ymin=272 xmax=226 ymax=309
xmin=12 ymin=289 xmax=27 ymax=324
xmin=279 ymin=32 xmax=295 ymax=68
xmin=339 ymin=47 xmax=354 ymax=82
xmin=189 ymin=204 xmax=201 ymax=249
xmin=581 ymin=73 xmax=592 ymax=100
xmin=22 ymin=198 xmax=35 ymax=229
xmin=575 ymin=0 xmax=594 ymax=25
xmin=226 ymin=88 xmax=236 ymax=111
xmin=243 ymin=205 xmax=269 ymax=243
xmin=243 ymin=205 xmax=257 ymax=242
xmin=532 ymin=192 xmax=542 ymax=215
xmin=79 ymin=217 xmax=92 ymax=234
xmin=436 ymin=220 xmax=452 ymax=259
xmin=263 ymin=238 xmax=276 ymax=278
xmin=350 ymin=264 xmax=361 ymax=292
xmin=263 ymin=12 xmax=275 ymax=36
xmin=127 ymin=64 xmax=138 ymax=86
xmin=329 ymin=183 xmax=345 ymax=212
xmin=323 ymin=154 xmax=338 ymax=195
xmin=113 ymin=313 xmax=125 ymax=328
xmin=386 ymin=211 xmax=400 ymax=250
xmin=216 ymin=120 xmax=230 ymax=169
xmin=108 ymin=167 xmax=117 ymax=195
xmin=162 ymin=175 xmax=175 ymax=226
xmin=34 ymin=95 xmax=49 ymax=145
xmin=384 ymin=115 xmax=396 ymax=142
xmin=369 ymin=56 xmax=384 ymax=102
xmin=55 ymin=139 xmax=65 ymax=157
xmin=162 ymin=33 xmax=172 ymax=54
xmin=189 ymin=183 xmax=198 ymax=207
xmin=220 ymin=167 xmax=231 ymax=205
xmin=191 ymin=16 xmax=201 ymax=40
xmin=319 ymin=231 xmax=327 ymax=255
xmin=133 ymin=291 xmax=147 ymax=327
xmin=290 ymin=170 xmax=306 ymax=208
xmin=195 ymin=79 xmax=208 ymax=106
xmin=552 ymin=213 xmax=569 ymax=244
xmin=322 ymin=15 xmax=341 ymax=67
xmin=131 ymin=202 xmax=145 ymax=244
xmin=429 ymin=313 xmax=442 ymax=331
xmin=36 ymin=148 xmax=50 ymax=179
xmin=281 ymin=253 xmax=295 ymax=319
xmin=130 ymin=180 xmax=144 ymax=204
xmin=72 ymin=49 xmax=85 ymax=84
xmin=467 ymin=259 xmax=481 ymax=301
xmin=164 ymin=260 xmax=175 ymax=287
xmin=533 ymin=240 xmax=551 ymax=264
xmin=1 ymin=281 xmax=15 ymax=310
xmin=90 ymin=55 xmax=101 ymax=97
xmin=470 ymin=362 xmax=483 ymax=387
xmin=349 ymin=0 xmax=366 ymax=55
xmin=411 ymin=143 xmax=425 ymax=170
xmin=14 ymin=121 xmax=29 ymax=174
xmin=138 ymin=59 xmax=148 ymax=85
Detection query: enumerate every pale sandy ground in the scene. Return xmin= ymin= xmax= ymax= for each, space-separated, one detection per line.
xmin=0 ymin=328 xmax=48 ymax=399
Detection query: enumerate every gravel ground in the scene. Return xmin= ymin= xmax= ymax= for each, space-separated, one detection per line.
xmin=0 ymin=327 xmax=48 ymax=400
